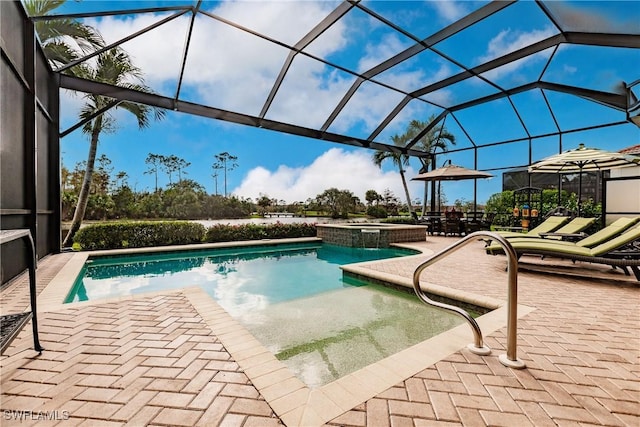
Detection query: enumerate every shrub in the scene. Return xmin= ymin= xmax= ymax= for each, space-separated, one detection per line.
xmin=204 ymin=222 xmax=317 ymax=242
xmin=485 ymin=189 xmax=602 ymax=229
xmin=74 ymin=221 xmax=205 ymax=250
xmin=367 ymin=206 xmax=388 ymax=218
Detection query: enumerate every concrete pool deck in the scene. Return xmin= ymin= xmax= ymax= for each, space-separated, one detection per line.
xmin=1 ymin=235 xmax=638 ymax=426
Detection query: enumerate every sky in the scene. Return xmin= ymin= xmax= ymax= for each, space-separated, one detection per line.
xmin=55 ymin=0 xmax=640 ymax=207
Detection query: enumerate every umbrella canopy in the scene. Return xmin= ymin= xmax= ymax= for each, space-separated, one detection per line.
xmin=528 ymin=143 xmax=640 ymax=174
xmin=412 ymin=161 xmax=493 ymax=212
xmin=412 ymin=161 xmax=493 ymax=182
xmin=528 ymin=143 xmax=640 ymax=215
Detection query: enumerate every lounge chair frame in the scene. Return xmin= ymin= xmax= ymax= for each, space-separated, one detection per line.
xmin=516 ymin=247 xmax=640 ymax=281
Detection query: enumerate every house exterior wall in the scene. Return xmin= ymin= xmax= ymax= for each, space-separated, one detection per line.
xmin=605 ymin=166 xmax=640 ymax=225
xmin=1 ymin=0 xmax=60 ymax=285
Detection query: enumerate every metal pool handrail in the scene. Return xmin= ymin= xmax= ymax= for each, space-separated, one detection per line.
xmin=412 ymin=231 xmax=525 ymax=369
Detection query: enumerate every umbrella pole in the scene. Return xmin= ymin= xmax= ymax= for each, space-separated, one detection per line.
xmin=578 ymin=170 xmax=583 ymax=216
xmin=430 ymin=181 xmax=436 ymax=212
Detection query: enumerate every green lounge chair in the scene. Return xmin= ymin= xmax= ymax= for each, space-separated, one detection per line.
xmin=496 ymin=215 xmax=570 ymax=239
xmin=504 ymin=217 xmax=640 ymax=248
xmin=497 ymin=216 xmax=597 ymax=241
xmin=536 ymin=217 xmax=597 ymax=240
xmin=487 ymin=223 xmax=640 ymax=281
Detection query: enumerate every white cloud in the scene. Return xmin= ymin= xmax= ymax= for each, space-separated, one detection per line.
xmin=86 ymin=14 xmax=186 ymax=85
xmin=483 ymin=27 xmax=556 ymax=61
xmin=231 ymin=147 xmax=421 ymax=204
xmin=431 ymin=0 xmax=468 ymax=23
xmin=263 ymin=55 xmax=355 ymax=128
xmin=357 ymin=33 xmax=409 ymax=73
xmin=85 ymin=1 xmax=359 ymax=124
xmin=326 ymin=32 xmax=423 ymax=134
xmin=478 ymin=27 xmax=557 ymax=81
xmin=82 ymin=1 xmax=440 ymax=136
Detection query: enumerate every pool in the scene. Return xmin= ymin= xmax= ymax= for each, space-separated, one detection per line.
xmin=65 ymin=242 xmax=417 ymax=306
xmin=66 ymin=241 xmax=471 ymax=387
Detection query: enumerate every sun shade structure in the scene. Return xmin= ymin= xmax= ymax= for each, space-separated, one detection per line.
xmin=412 ymin=161 xmax=493 ymax=182
xmin=528 ymin=143 xmax=640 ymax=173
xmin=27 ymin=0 xmax=640 ymax=170
xmin=528 ymin=143 xmax=640 ymax=214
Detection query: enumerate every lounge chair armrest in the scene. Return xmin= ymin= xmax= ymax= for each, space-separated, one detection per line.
xmin=606 ymin=239 xmax=640 ymax=259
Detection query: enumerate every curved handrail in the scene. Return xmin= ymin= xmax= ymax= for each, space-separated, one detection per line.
xmin=413 ymin=231 xmax=525 ymax=368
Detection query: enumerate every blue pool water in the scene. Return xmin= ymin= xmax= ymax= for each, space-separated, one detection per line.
xmin=65 ymin=242 xmax=417 ymax=309
xmin=66 ymin=242 xmax=469 ymax=387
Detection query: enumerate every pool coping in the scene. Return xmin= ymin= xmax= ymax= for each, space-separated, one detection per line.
xmin=38 ymin=239 xmax=536 ymax=427
xmin=315 ymin=223 xmax=428 ymax=229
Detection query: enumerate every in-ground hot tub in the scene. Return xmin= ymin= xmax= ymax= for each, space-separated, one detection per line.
xmin=316 ymin=223 xmax=428 ymax=247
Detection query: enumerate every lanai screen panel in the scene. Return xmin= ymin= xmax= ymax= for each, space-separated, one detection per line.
xmin=1 ymin=1 xmax=60 ymax=284
xmin=29 ymin=0 xmax=640 ymax=169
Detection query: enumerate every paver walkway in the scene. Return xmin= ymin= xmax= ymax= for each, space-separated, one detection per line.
xmin=1 ymin=236 xmax=638 ymax=426
xmin=327 ymin=237 xmax=640 ymax=427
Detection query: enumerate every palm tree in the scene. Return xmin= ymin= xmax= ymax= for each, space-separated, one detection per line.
xmin=372 ymin=133 xmax=415 ymax=218
xmin=62 ymin=47 xmax=165 ymax=246
xmin=406 ymin=118 xmax=456 ymax=215
xmin=24 ymin=0 xmax=104 ymax=70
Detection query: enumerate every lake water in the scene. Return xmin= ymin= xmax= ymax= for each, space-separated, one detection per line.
xmin=194 ymin=216 xmax=368 ymax=227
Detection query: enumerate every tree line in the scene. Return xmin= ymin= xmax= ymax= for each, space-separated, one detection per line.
xmin=61 ymin=154 xmax=412 ymax=221
xmin=33 ymin=0 xmax=459 ymax=245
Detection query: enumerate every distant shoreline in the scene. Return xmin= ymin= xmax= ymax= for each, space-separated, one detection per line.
xmin=61 ymin=216 xmax=369 ymax=230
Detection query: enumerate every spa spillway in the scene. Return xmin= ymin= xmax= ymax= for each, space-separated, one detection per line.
xmin=316 ymin=223 xmax=428 ymax=248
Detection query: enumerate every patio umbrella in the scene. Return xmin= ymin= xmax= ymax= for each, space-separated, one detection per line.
xmin=528 ymin=143 xmax=640 ymax=215
xmin=412 ymin=160 xmax=493 ymax=211
xmin=411 ymin=160 xmax=493 ymax=182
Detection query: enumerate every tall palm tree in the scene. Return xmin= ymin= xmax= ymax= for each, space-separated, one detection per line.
xmin=24 ymin=0 xmax=104 ymax=70
xmin=372 ymin=134 xmax=415 ymax=218
xmin=62 ymin=48 xmax=165 ymax=246
xmin=406 ymin=117 xmax=456 ymax=215
xmin=26 ymin=2 xmax=164 ymax=246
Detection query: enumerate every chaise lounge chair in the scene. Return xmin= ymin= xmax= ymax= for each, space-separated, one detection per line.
xmin=536 ymin=216 xmax=597 ymax=240
xmin=486 ymin=222 xmax=640 ymax=281
xmin=503 ymin=217 xmax=640 ymax=248
xmin=495 ymin=215 xmax=570 ymax=238
xmin=494 ymin=216 xmax=598 ymax=242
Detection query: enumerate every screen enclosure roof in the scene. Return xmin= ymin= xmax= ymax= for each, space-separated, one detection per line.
xmin=30 ymin=0 xmax=640 ymax=170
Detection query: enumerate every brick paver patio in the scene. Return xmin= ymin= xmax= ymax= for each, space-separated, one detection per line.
xmin=1 ymin=236 xmax=638 ymax=426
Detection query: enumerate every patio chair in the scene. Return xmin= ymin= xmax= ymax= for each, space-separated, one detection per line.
xmin=486 ymin=223 xmax=640 ymax=281
xmin=411 ymin=211 xmax=420 ymax=224
xmin=464 ymin=211 xmax=489 ymax=233
xmin=423 ymin=211 xmax=443 ymax=235
xmin=443 ymin=210 xmax=465 ymax=236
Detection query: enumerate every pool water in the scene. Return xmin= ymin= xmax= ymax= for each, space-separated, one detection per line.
xmin=67 ymin=242 xmax=469 ymax=387
xmin=65 ymin=242 xmax=417 ymax=307
xmin=245 ymin=277 xmax=468 ymax=387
